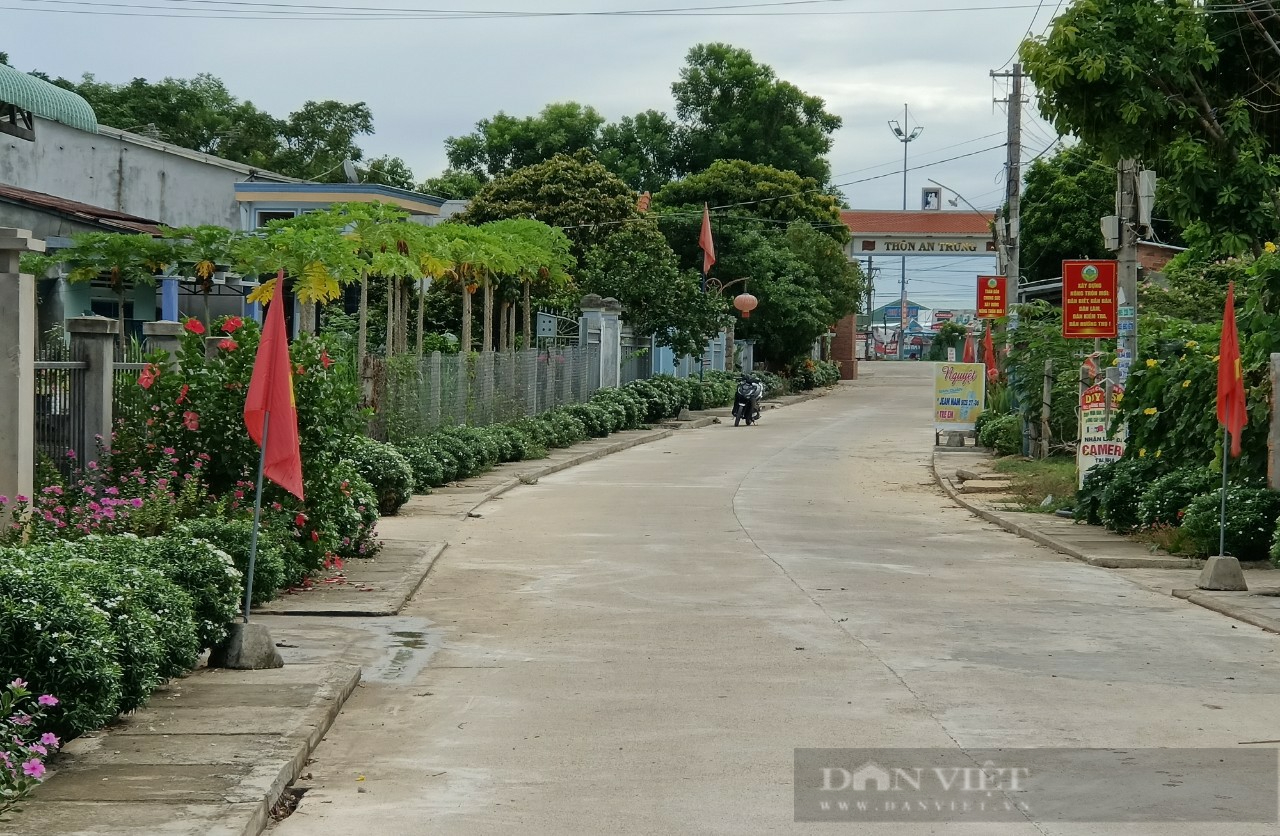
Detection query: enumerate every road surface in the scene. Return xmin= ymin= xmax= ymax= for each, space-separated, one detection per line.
xmin=273 ymin=363 xmax=1280 ymax=835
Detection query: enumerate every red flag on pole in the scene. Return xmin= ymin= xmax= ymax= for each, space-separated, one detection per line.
xmin=962 ymin=334 xmax=976 ymax=363
xmin=1216 ymin=281 xmax=1246 ymax=457
xmin=244 ymin=271 xmax=304 ymax=499
xmin=699 ymin=203 xmax=716 ymax=276
xmin=982 ymin=327 xmax=998 ymax=381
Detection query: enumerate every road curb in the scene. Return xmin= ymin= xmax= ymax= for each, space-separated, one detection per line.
xmin=1171 ymin=589 xmax=1280 ymax=635
xmin=930 ymin=452 xmax=1197 ymax=570
xmin=239 ymin=663 xmax=363 ymax=836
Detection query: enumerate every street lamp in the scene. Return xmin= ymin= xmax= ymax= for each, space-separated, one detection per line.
xmin=707 ymin=277 xmax=752 ymax=373
xmin=888 ymin=105 xmax=922 ymax=360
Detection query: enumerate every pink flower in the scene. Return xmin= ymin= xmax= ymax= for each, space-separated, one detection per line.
xmin=8 ymin=678 xmax=26 ymax=690
xmin=182 ymin=411 xmax=200 ymax=431
xmin=131 ymin=498 xmax=144 ymax=509
xmin=40 ymin=733 xmax=59 ymax=747
xmin=21 ymin=759 xmax=45 ymax=779
xmin=138 ymin=365 xmax=158 ymax=390
xmin=37 ymin=694 xmax=58 ymax=707
xmin=183 ymin=318 xmax=206 ymax=336
xmin=218 ymin=339 xmax=238 ymax=352
xmin=28 ymin=743 xmax=46 ymax=756
xmin=176 ymin=385 xmax=189 ymax=405
xmin=10 ymin=713 xmax=31 ymax=726
xmin=222 ymin=316 xmax=244 ymax=334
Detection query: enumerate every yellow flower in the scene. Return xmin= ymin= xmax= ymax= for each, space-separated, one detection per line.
xmin=1139 ymin=448 xmax=1147 ymax=457
xmin=1111 ymin=357 xmax=1120 ymax=366
xmin=1146 ymin=358 xmax=1158 ymax=368
xmin=1186 ymin=340 xmax=1199 ymax=349
xmin=1213 ymin=355 xmax=1221 ymax=362
xmin=1266 ymin=241 xmax=1277 ymax=254
xmin=1143 ymin=407 xmax=1158 ymax=415
xmin=1155 ymin=449 xmax=1162 ymax=458
xmin=1182 ymin=379 xmax=1191 ymax=388
xmin=1179 ymin=354 xmax=1186 ymax=362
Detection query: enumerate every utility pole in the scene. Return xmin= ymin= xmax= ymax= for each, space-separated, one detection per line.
xmin=864 ymin=257 xmax=877 ymax=360
xmin=990 ymin=64 xmax=1023 ymax=308
xmin=889 ymin=105 xmax=923 ymax=360
xmin=1116 ymin=158 xmax=1139 ymax=386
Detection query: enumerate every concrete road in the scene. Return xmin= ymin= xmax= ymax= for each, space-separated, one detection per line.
xmin=273 ymin=363 xmax=1280 ymax=835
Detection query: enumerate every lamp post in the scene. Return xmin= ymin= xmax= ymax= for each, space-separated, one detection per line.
xmin=889 ymin=105 xmax=922 ymax=360
xmin=707 ymin=277 xmax=752 ymax=373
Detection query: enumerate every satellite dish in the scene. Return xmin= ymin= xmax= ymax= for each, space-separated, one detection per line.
xmin=342 ymin=159 xmax=359 ymax=184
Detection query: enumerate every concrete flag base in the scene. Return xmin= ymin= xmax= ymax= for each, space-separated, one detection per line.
xmin=208 ymin=622 xmax=285 ymax=669
xmin=1196 ymin=556 xmax=1249 ymax=591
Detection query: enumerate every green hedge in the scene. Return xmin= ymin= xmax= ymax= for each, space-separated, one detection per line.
xmin=1183 ymin=487 xmax=1280 ymax=561
xmin=978 ymin=413 xmax=1021 ymax=456
xmin=344 ymin=435 xmax=414 ymax=515
xmin=176 ymin=518 xmax=287 ymax=607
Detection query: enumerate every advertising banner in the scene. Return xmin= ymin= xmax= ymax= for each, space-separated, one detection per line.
xmin=1077 ymin=383 xmax=1126 ymax=488
xmin=934 ymin=363 xmax=986 ymax=431
xmin=1062 ymin=260 xmax=1119 ymax=339
xmin=976 ymin=276 xmax=1007 ymax=320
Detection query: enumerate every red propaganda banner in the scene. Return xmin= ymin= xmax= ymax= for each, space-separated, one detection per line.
xmin=976 ymin=275 xmax=1007 ymax=319
xmin=1062 ymin=260 xmax=1118 ymax=339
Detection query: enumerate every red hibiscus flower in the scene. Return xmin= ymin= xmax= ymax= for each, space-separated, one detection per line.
xmin=182 ymin=411 xmax=200 ymax=431
xmin=176 ymin=384 xmax=189 ymax=404
xmin=295 ymin=513 xmax=307 ymax=527
xmin=218 ymin=339 xmax=238 ymax=352
xmin=183 ymin=318 xmax=206 ymax=336
xmin=138 ymin=364 xmax=158 ymax=390
xmin=320 ymin=349 xmax=333 ymax=369
xmin=221 ymin=316 xmax=244 ymax=334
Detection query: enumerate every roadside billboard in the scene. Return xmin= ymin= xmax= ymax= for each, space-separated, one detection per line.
xmin=934 ymin=363 xmax=986 ymax=432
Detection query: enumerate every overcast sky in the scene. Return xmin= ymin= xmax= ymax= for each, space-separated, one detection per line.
xmin=6 ymin=0 xmax=1066 ymax=308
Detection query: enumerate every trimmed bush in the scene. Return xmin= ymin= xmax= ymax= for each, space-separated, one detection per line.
xmin=1137 ymin=467 xmax=1219 ymax=528
xmin=978 ymin=413 xmax=1021 ymax=456
xmin=0 ymin=555 xmax=124 ymax=737
xmin=1183 ymin=486 xmax=1280 ymax=560
xmin=345 ymin=435 xmax=415 ymax=515
xmin=395 ymin=438 xmax=447 ymax=491
xmin=177 ymin=518 xmax=287 ymax=606
xmin=1075 ymin=460 xmax=1118 ymax=525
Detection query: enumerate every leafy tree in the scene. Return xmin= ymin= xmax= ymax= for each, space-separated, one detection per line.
xmin=1022 ymin=0 xmax=1280 ymax=255
xmin=1020 ymin=143 xmax=1113 ymax=285
xmin=595 ymin=110 xmax=682 ymax=194
xmin=420 ymin=170 xmax=486 ymax=200
xmin=927 ymin=321 xmax=969 ymax=361
xmin=671 ymin=43 xmax=841 ymax=183
xmin=577 ymin=220 xmax=724 ymax=358
xmin=361 ymin=155 xmax=418 ymax=190
xmin=444 ymin=102 xmax=606 ymax=182
xmin=271 ymin=100 xmax=374 ymax=182
xmin=457 ymin=151 xmax=638 ymax=259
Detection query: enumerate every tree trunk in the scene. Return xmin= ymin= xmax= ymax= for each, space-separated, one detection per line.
xmin=416 ymin=276 xmax=425 ymax=357
xmin=297 ymin=301 xmax=316 ymax=335
xmin=118 ymin=285 xmax=128 ymax=352
xmin=461 ymin=281 xmax=472 ymax=355
xmin=499 ymin=301 xmax=509 ymax=352
xmin=357 ymin=270 xmax=368 ymax=367
xmin=482 ymin=280 xmax=494 ymax=353
xmin=385 ymin=274 xmax=396 ymax=358
xmin=522 ymin=280 xmax=532 ymax=351
xmin=508 ymin=303 xmax=516 ymax=352
xmin=397 ymin=278 xmax=409 ymax=354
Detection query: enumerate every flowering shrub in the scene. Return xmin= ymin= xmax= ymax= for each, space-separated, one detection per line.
xmin=344 ymin=436 xmax=414 ymax=516
xmin=1182 ymin=486 xmax=1280 ymax=560
xmin=0 ymin=679 xmax=62 ymax=818
xmin=112 ymin=315 xmax=377 ymax=576
xmin=1137 ymin=467 xmax=1219 ymax=528
xmin=174 ymin=518 xmax=286 ymax=607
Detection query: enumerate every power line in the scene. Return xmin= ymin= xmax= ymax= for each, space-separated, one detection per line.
xmin=993 ymin=0 xmax=1045 ymax=72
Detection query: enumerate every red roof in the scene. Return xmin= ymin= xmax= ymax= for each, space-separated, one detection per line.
xmin=841 ymin=209 xmax=994 ymax=236
xmin=0 ymin=184 xmax=163 ymax=235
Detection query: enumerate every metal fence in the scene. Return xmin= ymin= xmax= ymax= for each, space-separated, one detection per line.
xmin=34 ymin=338 xmax=85 ymax=478
xmin=369 ymin=346 xmax=602 ymax=440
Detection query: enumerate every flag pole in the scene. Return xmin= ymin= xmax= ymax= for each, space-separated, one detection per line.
xmin=1219 ymin=427 xmax=1229 ymax=557
xmin=243 ymin=410 xmax=270 ymax=623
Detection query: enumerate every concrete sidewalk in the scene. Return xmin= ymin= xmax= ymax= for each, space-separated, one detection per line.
xmin=933 ymin=449 xmax=1280 ymax=636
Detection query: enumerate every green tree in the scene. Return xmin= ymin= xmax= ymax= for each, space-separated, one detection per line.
xmin=671 ymin=43 xmax=841 ymax=182
xmin=927 ymin=321 xmax=969 ymax=362
xmin=420 ymin=170 xmax=486 ymax=200
xmin=271 ymin=100 xmax=374 ymax=181
xmin=1019 ymin=143 xmax=1113 ymax=286
xmin=444 ymin=102 xmax=606 ymax=182
xmin=1022 ymin=0 xmax=1280 ymax=255
xmin=361 ymin=155 xmax=418 ymax=190
xmin=595 ymin=110 xmax=682 ymax=193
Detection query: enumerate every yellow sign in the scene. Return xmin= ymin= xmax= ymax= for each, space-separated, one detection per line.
xmin=934 ymin=363 xmax=986 ymax=431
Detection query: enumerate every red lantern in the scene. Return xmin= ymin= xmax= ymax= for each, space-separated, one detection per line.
xmin=733 ymin=293 xmax=758 ymax=319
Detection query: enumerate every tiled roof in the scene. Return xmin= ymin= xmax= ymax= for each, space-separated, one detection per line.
xmin=0 ymin=184 xmax=162 ymax=235
xmin=841 ymin=209 xmax=994 ymax=235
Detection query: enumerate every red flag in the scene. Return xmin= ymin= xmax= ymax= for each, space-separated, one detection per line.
xmin=244 ymin=271 xmax=304 ymax=499
xmin=983 ymin=327 xmax=998 ymax=381
xmin=962 ymin=334 xmax=976 ymax=363
xmin=1216 ymin=281 xmax=1246 ymax=457
xmin=699 ymin=203 xmax=716 ymax=276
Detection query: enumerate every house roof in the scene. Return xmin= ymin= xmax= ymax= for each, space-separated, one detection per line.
xmin=0 ymin=184 xmax=162 ymax=235
xmin=234 ymin=182 xmax=447 ymax=214
xmin=92 ymin=125 xmax=299 ymax=182
xmin=841 ymin=209 xmax=994 ymax=236
xmin=0 ymin=65 xmax=97 ymax=132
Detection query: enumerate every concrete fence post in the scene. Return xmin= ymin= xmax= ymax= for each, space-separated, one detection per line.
xmin=1270 ymin=354 xmax=1280 ymax=490
xmin=143 ymin=320 xmax=184 ymax=365
xmin=598 ymin=297 xmax=622 ymax=390
xmin=0 ymin=228 xmax=43 ymax=505
xmin=67 ymin=316 xmax=119 ymax=463
xmin=427 ymin=351 xmax=442 ymax=428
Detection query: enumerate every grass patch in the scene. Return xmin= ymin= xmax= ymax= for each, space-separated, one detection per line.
xmin=991 ymin=456 xmax=1078 ymax=513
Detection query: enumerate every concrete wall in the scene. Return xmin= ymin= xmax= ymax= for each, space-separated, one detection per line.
xmin=0 ymin=203 xmax=106 ymax=241
xmin=0 ymin=119 xmax=289 ymax=228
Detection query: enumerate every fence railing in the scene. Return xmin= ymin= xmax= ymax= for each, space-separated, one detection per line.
xmin=34 ymin=339 xmax=86 ymax=478
xmin=368 ymin=346 xmax=602 ymax=440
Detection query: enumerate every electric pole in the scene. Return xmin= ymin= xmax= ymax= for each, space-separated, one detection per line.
xmin=1116 ymin=159 xmax=1139 ymax=386
xmin=889 ymin=105 xmax=923 ymax=360
xmin=991 ymin=64 xmax=1023 ymax=309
